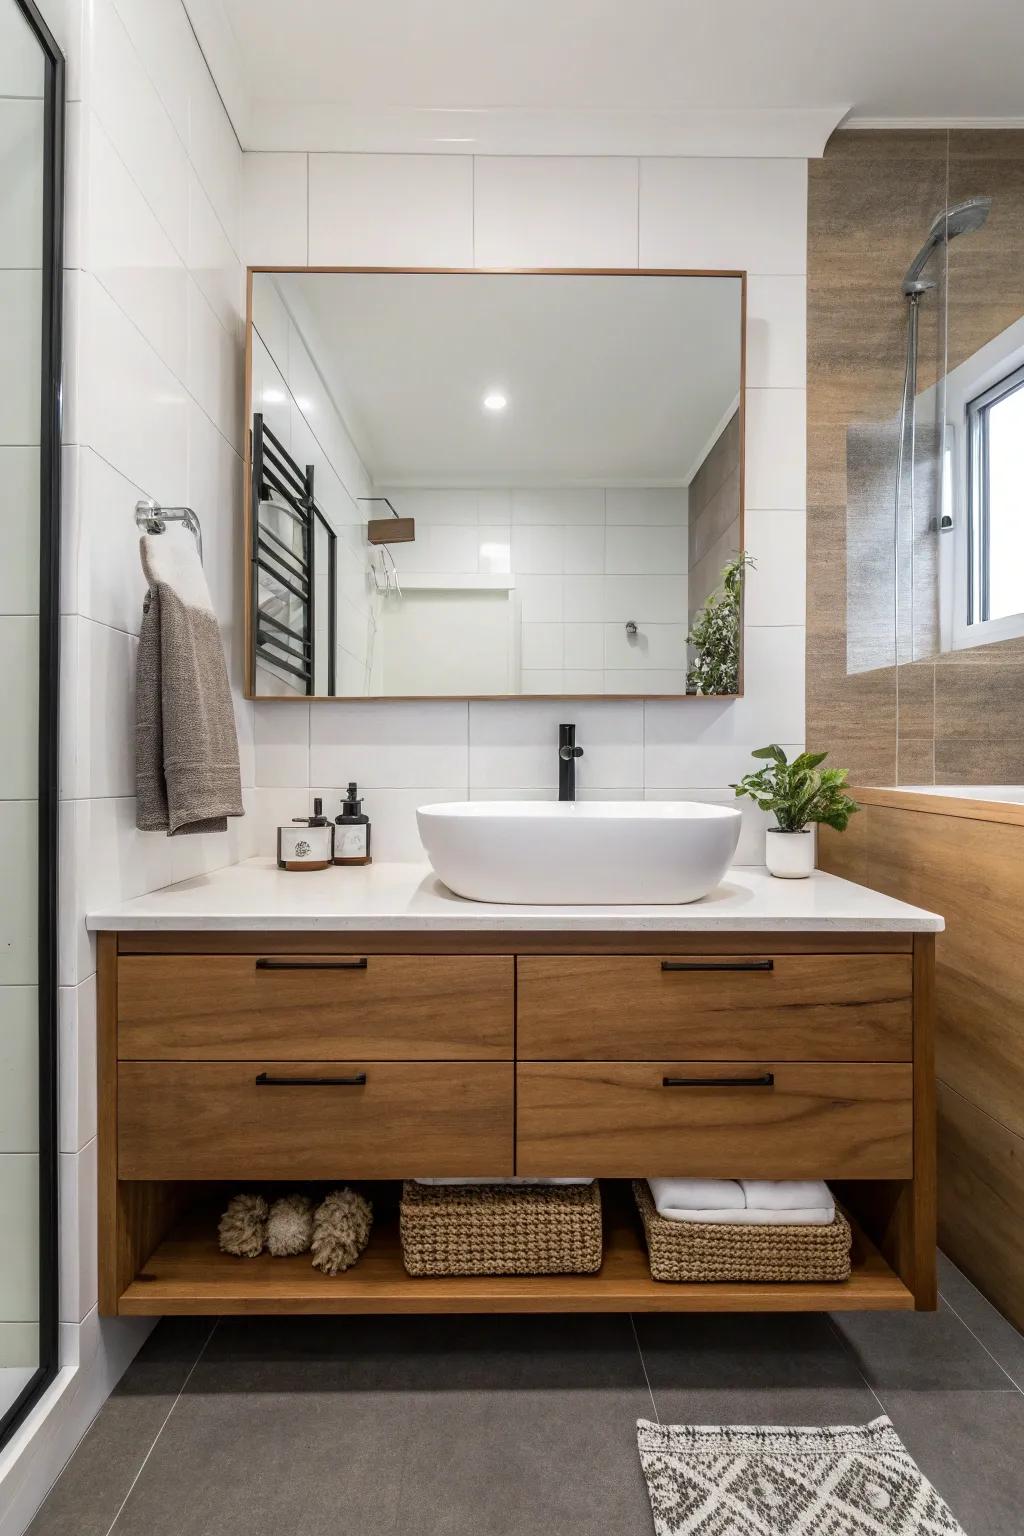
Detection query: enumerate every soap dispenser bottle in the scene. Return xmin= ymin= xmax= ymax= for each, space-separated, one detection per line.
xmin=277 ymin=798 xmax=334 ymax=871
xmin=334 ymin=782 xmax=372 ymax=865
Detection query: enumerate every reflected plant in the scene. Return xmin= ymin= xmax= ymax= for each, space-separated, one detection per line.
xmin=686 ymin=551 xmax=754 ymax=695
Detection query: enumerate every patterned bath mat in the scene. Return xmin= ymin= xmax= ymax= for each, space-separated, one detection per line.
xmin=637 ymin=1416 xmax=966 ymax=1535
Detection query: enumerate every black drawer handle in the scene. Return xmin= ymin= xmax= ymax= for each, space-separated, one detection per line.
xmin=254 ymin=1072 xmax=367 ymax=1087
xmin=661 ymin=960 xmax=774 ymax=972
xmin=662 ymin=1073 xmax=776 ymax=1088
xmin=255 ymin=958 xmax=368 ymax=971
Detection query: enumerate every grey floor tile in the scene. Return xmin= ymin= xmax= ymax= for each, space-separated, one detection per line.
xmin=98 ymin=1315 xmax=654 ymax=1536
xmin=635 ymin=1310 xmax=867 ymax=1393
xmin=938 ymin=1251 xmax=1024 ymax=1388
xmin=831 ymin=1298 xmax=1013 ymax=1391
xmin=200 ymin=1313 xmax=647 ymax=1393
xmin=881 ymin=1389 xmax=1024 ymax=1536
xmin=26 ymin=1318 xmax=214 ymax=1536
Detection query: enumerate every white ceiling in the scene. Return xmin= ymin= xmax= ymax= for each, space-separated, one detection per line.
xmin=267 ymin=272 xmax=742 ymax=485
xmin=188 ymin=0 xmax=1024 ymax=154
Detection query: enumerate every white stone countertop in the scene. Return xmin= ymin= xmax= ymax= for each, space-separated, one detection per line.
xmin=86 ymin=858 xmax=944 ymax=933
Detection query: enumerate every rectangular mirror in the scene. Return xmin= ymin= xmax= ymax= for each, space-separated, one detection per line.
xmin=245 ymin=268 xmax=745 ymax=700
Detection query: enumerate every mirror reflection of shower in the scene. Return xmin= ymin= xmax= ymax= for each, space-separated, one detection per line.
xmin=895 ymin=197 xmax=991 ymax=660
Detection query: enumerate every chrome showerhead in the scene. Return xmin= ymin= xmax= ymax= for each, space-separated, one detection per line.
xmin=901 ymin=195 xmax=992 ymax=296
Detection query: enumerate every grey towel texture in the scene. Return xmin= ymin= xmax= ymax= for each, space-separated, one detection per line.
xmin=135 ymin=530 xmax=244 ymax=836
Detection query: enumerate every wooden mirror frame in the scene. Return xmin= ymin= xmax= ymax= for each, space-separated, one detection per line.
xmin=243 ymin=266 xmax=747 ymax=703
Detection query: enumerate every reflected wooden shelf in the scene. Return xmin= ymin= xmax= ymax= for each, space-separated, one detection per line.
xmin=117 ymin=1193 xmax=913 ymax=1316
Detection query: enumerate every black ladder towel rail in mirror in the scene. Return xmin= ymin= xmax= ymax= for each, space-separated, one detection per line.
xmin=250 ymin=412 xmax=337 ymax=695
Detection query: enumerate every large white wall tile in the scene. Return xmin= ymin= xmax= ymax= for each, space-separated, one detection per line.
xmin=110 ymin=0 xmax=197 ymax=144
xmin=58 ymin=977 xmax=97 ymax=1153
xmin=746 ymin=276 xmax=807 ymax=388
xmin=606 ymin=488 xmax=687 ymax=526
xmin=474 ymin=157 xmax=638 ymax=267
xmin=76 ymin=272 xmax=189 ymax=506
xmin=59 ymin=1138 xmax=97 ymax=1323
xmin=308 ymin=154 xmax=473 ymax=266
xmin=186 ymin=281 xmax=243 ymax=449
xmin=512 ymin=489 xmax=604 ymax=525
xmin=83 ymin=109 xmax=190 ymax=385
xmin=639 ymin=157 xmax=807 ymax=274
xmin=88 ymin=0 xmax=189 ymax=258
xmin=605 ymin=524 xmax=688 ymax=575
xmin=745 ymin=389 xmax=807 ymax=510
xmin=242 ymin=153 xmax=308 ymax=266
xmin=188 ymin=170 xmax=244 ymax=337
xmin=469 ymin=700 xmax=643 ymax=791
xmin=744 ymin=509 xmax=806 ymax=626
xmin=254 ymin=701 xmax=310 ymax=788
xmin=186 ymin=56 xmax=242 ymax=255
xmin=71 ymin=447 xmax=148 ymax=633
xmin=0 ymin=988 xmax=38 ymax=1152
xmin=310 ymin=702 xmax=469 ymax=790
xmin=59 ymin=617 xmax=136 ymax=801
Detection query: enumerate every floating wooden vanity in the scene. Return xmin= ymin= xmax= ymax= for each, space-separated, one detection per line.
xmin=91 ymin=861 xmax=941 ymax=1317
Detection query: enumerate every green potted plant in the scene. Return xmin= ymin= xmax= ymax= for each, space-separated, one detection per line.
xmin=731 ymin=745 xmax=859 ymax=878
xmin=686 ymin=552 xmax=754 ymax=695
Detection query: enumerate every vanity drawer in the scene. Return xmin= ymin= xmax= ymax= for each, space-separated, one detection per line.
xmin=118 ymin=1061 xmax=514 ymax=1180
xmin=516 ymin=1061 xmax=913 ymax=1179
xmin=516 ymin=954 xmax=913 ymax=1060
xmin=117 ymin=954 xmax=513 ymax=1060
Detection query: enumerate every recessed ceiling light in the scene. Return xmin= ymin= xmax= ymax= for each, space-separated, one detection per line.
xmin=483 ymin=391 xmax=508 ymax=412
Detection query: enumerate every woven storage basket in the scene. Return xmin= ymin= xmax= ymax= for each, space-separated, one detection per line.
xmin=633 ymin=1181 xmax=852 ymax=1284
xmin=400 ymin=1181 xmax=603 ymax=1277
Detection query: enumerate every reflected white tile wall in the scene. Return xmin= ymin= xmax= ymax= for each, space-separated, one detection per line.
xmin=639 ymin=157 xmax=807 ymax=274
xmin=0 ymin=1155 xmax=38 ymax=1320
xmin=0 ymin=988 xmax=38 ymax=1152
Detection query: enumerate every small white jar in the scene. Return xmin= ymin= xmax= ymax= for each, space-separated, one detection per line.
xmin=765 ymin=826 xmax=815 ymax=879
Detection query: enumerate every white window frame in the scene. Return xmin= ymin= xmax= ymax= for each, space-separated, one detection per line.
xmin=940 ymin=316 xmax=1024 ymax=652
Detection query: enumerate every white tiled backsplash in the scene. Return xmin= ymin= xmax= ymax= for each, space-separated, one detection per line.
xmin=245 ymin=148 xmax=807 ymax=863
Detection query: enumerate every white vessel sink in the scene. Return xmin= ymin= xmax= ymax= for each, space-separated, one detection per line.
xmin=416 ymin=800 xmax=741 ymax=905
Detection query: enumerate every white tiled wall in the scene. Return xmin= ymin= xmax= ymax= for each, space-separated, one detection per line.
xmin=245 ymin=150 xmax=807 ymax=859
xmin=380 ymin=485 xmax=690 ymax=695
xmin=1 ymin=0 xmax=251 ymax=1524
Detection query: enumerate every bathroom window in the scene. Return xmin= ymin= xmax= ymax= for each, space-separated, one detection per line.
xmin=968 ymin=362 xmax=1024 ymax=628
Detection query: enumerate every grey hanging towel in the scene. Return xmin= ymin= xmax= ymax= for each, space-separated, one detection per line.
xmin=135 ymin=529 xmax=244 ymax=835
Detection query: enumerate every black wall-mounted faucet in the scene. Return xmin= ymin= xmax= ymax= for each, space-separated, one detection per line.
xmin=558 ymin=722 xmax=584 ymax=802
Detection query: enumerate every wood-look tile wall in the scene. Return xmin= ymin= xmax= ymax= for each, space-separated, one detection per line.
xmin=807 ymin=129 xmax=1024 ymax=785
xmin=687 ymin=410 xmax=741 ymax=628
xmin=820 ymin=806 xmax=1024 ymax=1330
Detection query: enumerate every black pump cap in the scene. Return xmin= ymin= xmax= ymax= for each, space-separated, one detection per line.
xmin=340 ymin=782 xmax=362 ymax=818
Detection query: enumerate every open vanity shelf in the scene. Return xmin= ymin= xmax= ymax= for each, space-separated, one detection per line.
xmin=116 ymin=1185 xmax=914 ymax=1316
xmin=95 ymin=908 xmax=937 ymax=1317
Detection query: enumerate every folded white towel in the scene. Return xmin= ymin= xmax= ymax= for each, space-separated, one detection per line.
xmin=414 ymin=1177 xmax=594 ymax=1187
xmin=647 ymin=1177 xmax=835 ymax=1225
xmin=648 ymin=1178 xmax=745 ymax=1221
xmin=740 ymin=1180 xmax=833 ymax=1213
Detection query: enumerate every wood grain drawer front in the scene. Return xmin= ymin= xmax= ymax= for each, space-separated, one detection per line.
xmin=516 ymin=1062 xmax=914 ymax=1179
xmin=516 ymin=955 xmax=913 ymax=1060
xmin=118 ymin=1062 xmax=514 ymax=1180
xmin=117 ymin=955 xmax=513 ymax=1060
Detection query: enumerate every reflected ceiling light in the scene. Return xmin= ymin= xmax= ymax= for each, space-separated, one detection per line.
xmin=263 ymin=388 xmax=285 ymax=404
xmin=483 ymin=391 xmax=508 ymax=411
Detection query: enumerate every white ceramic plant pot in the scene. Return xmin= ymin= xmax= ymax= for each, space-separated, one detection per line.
xmin=765 ymin=827 xmax=815 ymax=879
